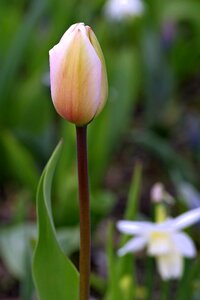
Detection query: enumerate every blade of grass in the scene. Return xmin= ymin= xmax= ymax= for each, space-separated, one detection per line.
xmin=160 ymin=281 xmax=170 ymax=300
xmin=117 ymin=163 xmax=142 ymax=300
xmin=105 ymin=221 xmax=121 ymax=300
xmin=0 ymin=0 xmax=47 ymax=117
xmin=176 ymin=258 xmax=200 ymax=300
xmin=90 ymin=273 xmax=106 ymax=296
xmin=144 ymin=257 xmax=154 ymax=300
xmin=121 ymin=162 xmax=142 ymax=244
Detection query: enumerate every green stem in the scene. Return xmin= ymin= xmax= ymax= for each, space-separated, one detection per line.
xmin=76 ymin=125 xmax=91 ymax=300
xmin=144 ymin=257 xmax=154 ymax=300
xmin=160 ymin=281 xmax=170 ymax=300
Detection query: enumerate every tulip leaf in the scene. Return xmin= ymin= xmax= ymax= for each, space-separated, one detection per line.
xmin=32 ymin=141 xmax=79 ymax=300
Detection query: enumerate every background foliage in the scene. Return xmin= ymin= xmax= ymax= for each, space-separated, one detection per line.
xmin=0 ymin=0 xmax=200 ymax=299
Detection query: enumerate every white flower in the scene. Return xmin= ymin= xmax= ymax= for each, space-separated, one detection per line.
xmin=104 ymin=0 xmax=145 ymax=21
xmin=117 ymin=208 xmax=200 ymax=280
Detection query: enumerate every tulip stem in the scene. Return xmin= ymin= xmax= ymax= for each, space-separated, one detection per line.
xmin=76 ymin=125 xmax=91 ymax=300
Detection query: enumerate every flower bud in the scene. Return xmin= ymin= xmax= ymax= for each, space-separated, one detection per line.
xmin=49 ymin=23 xmax=108 ymax=126
xmin=151 ymin=183 xmax=164 ymax=203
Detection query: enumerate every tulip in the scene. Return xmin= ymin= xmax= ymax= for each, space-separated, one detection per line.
xmin=117 ymin=208 xmax=200 ymax=280
xmin=49 ymin=23 xmax=108 ymax=126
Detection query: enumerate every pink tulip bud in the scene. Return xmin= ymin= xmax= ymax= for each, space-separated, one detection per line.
xmin=49 ymin=23 xmax=108 ymax=126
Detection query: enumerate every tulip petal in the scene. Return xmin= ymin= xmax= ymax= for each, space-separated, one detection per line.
xmin=60 ymin=23 xmax=83 ymax=43
xmin=49 ymin=35 xmax=73 ymax=104
xmin=157 ymin=252 xmax=183 ymax=280
xmin=118 ymin=236 xmax=147 ymax=256
xmin=87 ymin=27 xmax=108 ymax=116
xmin=117 ymin=220 xmax=152 ymax=235
xmin=172 ymin=208 xmax=200 ymax=230
xmin=172 ymin=232 xmax=196 ymax=258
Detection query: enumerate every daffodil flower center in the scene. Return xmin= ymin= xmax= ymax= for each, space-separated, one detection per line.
xmin=148 ymin=231 xmax=172 ymax=255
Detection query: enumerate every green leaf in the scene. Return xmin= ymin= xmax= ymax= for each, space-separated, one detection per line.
xmin=105 ymin=222 xmax=121 ymax=300
xmin=32 ymin=141 xmax=79 ymax=300
xmin=0 ymin=223 xmax=79 ymax=280
xmin=0 ymin=223 xmax=36 ymax=279
xmin=0 ymin=0 xmax=47 ymax=115
xmin=132 ymin=130 xmax=196 ymax=183
xmin=117 ymin=163 xmax=142 ymax=300
xmin=0 ymin=131 xmax=39 ymax=190
xmin=0 ymin=223 xmax=36 ymax=300
xmin=105 ymin=164 xmax=142 ymax=300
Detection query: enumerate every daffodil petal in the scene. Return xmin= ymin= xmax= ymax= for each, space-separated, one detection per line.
xmin=117 ymin=236 xmax=147 ymax=256
xmin=147 ymin=231 xmax=172 ymax=256
xmin=157 ymin=252 xmax=183 ymax=280
xmin=117 ymin=221 xmax=152 ymax=235
xmin=172 ymin=232 xmax=196 ymax=258
xmin=172 ymin=208 xmax=200 ymax=230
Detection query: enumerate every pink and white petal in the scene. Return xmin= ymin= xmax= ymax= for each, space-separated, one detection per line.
xmin=49 ymin=32 xmax=75 ymax=104
xmin=157 ymin=252 xmax=183 ymax=280
xmin=60 ymin=23 xmax=81 ymax=43
xmin=117 ymin=221 xmax=152 ymax=235
xmin=172 ymin=208 xmax=200 ymax=231
xmin=118 ymin=236 xmax=147 ymax=256
xmin=172 ymin=232 xmax=196 ymax=258
xmin=67 ymin=29 xmax=102 ymax=125
xmin=87 ymin=27 xmax=108 ymax=116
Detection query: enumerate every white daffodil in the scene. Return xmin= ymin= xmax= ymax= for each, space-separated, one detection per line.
xmin=117 ymin=208 xmax=200 ymax=280
xmin=104 ymin=0 xmax=145 ymax=21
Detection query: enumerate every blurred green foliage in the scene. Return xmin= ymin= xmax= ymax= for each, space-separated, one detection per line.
xmin=1 ymin=0 xmax=200 ymax=298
